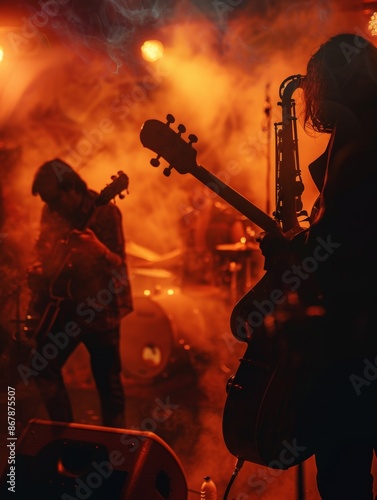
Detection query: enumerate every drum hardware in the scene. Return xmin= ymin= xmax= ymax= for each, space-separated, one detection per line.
xmin=228 ymin=261 xmax=243 ymax=304
xmin=215 ymin=242 xmax=259 ymax=253
xmin=215 ymin=242 xmax=258 ymax=302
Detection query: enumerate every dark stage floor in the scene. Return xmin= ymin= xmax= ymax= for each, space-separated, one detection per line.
xmin=0 ymin=285 xmax=376 ymax=499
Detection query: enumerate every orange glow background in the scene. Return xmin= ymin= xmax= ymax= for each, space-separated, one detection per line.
xmin=0 ymin=0 xmax=372 ymax=267
xmin=1 ymin=1 xmax=377 ymax=496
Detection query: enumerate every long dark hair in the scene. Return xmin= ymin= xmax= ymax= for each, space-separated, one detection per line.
xmin=32 ymin=159 xmax=87 ymax=196
xmin=302 ymin=33 xmax=377 ymax=133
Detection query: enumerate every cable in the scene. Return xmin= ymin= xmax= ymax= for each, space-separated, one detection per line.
xmin=223 ymin=458 xmax=244 ymax=500
xmin=187 ymin=487 xmax=201 ymax=496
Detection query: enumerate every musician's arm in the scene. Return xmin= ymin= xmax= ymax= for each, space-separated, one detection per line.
xmin=29 ymin=207 xmax=68 ymax=282
xmin=88 ymin=203 xmax=126 ymax=269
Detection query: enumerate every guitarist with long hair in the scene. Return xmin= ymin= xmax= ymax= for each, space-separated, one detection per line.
xmin=259 ymin=33 xmax=377 ymax=499
xmin=25 ymin=159 xmax=132 ymax=428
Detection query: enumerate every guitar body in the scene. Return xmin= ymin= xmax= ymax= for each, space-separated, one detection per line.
xmin=222 ymin=353 xmax=313 ymax=467
xmin=139 ymin=111 xmax=323 ymax=469
xmin=24 ymin=252 xmax=73 ymax=339
xmin=25 ymin=296 xmax=63 ymax=340
xmin=223 ymin=269 xmax=324 ymax=468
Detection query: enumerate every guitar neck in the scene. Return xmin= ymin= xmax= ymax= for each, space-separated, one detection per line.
xmin=192 ymin=164 xmax=279 ymax=233
xmin=139 ymin=117 xmax=278 ymax=232
xmin=74 ymin=194 xmax=104 ymax=233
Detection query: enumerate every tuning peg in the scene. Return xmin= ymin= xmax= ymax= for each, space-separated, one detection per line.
xmin=163 ymin=166 xmax=173 ymax=177
xmin=117 ymin=170 xmax=124 ymax=175
xmin=177 ymin=124 xmax=186 ymax=135
xmin=188 ymin=134 xmax=198 ymax=145
xmin=150 ymin=155 xmax=160 ymax=167
xmin=119 ymin=193 xmax=125 ymax=199
xmin=111 ymin=174 xmax=117 ymax=180
xmin=166 ymin=114 xmax=175 ymax=125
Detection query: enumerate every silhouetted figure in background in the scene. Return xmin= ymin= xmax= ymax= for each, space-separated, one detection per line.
xmin=26 ymin=159 xmax=132 ymax=427
xmin=259 ymin=34 xmax=377 ymax=499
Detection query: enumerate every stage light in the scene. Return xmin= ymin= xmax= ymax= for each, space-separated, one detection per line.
xmin=141 ymin=39 xmax=164 ymax=62
xmin=368 ymin=11 xmax=377 ymax=35
xmin=0 ymin=46 xmax=3 ymax=62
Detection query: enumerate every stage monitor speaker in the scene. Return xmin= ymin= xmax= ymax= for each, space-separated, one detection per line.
xmin=0 ymin=419 xmax=188 ymax=499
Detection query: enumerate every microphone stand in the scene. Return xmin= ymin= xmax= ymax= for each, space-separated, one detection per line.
xmin=263 ymin=83 xmax=272 ymax=215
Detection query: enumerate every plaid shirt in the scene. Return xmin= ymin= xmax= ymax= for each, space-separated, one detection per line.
xmin=34 ymin=189 xmax=133 ymax=332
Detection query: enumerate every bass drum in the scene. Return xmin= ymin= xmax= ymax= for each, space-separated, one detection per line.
xmin=120 ymin=290 xmax=208 ymax=381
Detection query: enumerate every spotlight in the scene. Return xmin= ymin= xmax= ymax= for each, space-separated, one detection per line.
xmin=141 ymin=39 xmax=164 ymax=62
xmin=368 ymin=11 xmax=377 ymax=35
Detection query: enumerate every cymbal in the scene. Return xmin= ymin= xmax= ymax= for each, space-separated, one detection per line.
xmin=215 ymin=242 xmax=259 ymax=252
xmin=126 ymin=241 xmax=160 ymax=261
xmin=133 ymin=268 xmax=172 ymax=278
xmin=126 ymin=241 xmax=183 ymax=266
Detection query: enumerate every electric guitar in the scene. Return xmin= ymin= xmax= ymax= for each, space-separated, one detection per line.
xmin=24 ymin=171 xmax=129 ymax=340
xmin=140 ymin=115 xmax=322 ymax=468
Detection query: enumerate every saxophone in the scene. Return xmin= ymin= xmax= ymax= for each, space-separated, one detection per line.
xmin=274 ymin=74 xmax=307 ymax=234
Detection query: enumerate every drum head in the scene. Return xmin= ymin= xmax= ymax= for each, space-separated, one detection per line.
xmin=120 ymin=296 xmax=176 ymax=380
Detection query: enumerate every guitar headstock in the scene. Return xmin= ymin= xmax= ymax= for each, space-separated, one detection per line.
xmin=140 ymin=114 xmax=199 ymax=176
xmin=97 ymin=171 xmax=129 ymax=206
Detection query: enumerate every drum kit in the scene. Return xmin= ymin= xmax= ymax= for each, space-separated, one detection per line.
xmin=214 ymin=240 xmax=260 ymax=304
xmin=126 ymin=212 xmax=260 ymax=302
xmin=120 ymin=214 xmax=262 ymax=384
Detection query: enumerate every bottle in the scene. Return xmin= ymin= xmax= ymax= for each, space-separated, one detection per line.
xmin=200 ymin=476 xmax=217 ymax=499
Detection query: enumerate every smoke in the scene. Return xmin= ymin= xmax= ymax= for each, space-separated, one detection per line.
xmin=0 ymin=0 xmax=374 ymax=496
xmin=0 ymin=1 xmax=368 ymax=252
